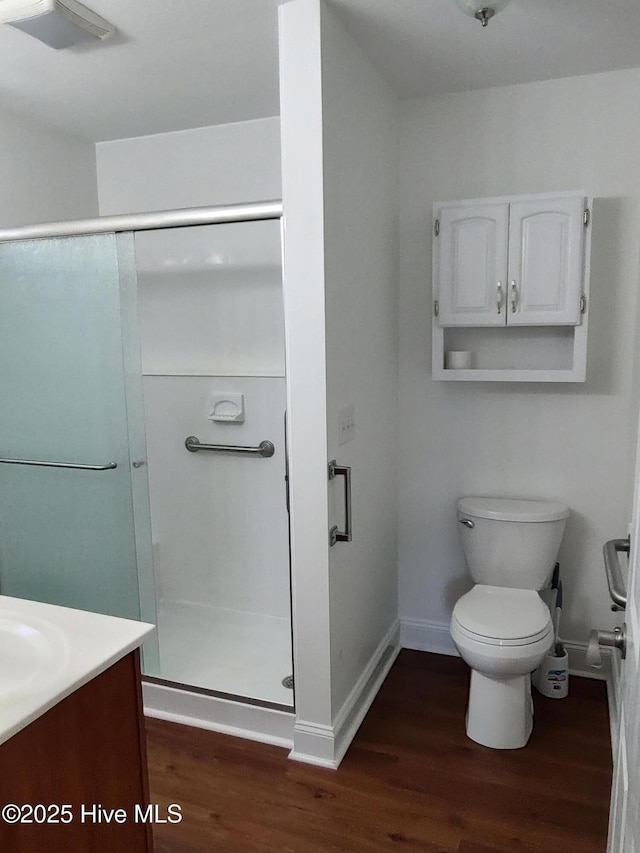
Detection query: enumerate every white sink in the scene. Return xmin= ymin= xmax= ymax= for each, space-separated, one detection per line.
xmin=0 ymin=613 xmax=69 ymax=701
xmin=0 ymin=595 xmax=153 ymax=744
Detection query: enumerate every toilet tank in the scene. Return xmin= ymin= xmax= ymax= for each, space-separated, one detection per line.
xmin=457 ymin=497 xmax=569 ymax=589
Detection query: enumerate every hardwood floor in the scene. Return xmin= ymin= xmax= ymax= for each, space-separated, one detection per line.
xmin=146 ymin=650 xmax=612 ymax=853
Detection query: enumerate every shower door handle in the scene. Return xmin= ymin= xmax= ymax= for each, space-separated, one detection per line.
xmin=0 ymin=455 xmax=117 ymax=471
xmin=328 ymin=459 xmax=352 ymax=546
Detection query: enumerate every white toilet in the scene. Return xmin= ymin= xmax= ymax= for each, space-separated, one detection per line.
xmin=450 ymin=496 xmax=569 ymax=750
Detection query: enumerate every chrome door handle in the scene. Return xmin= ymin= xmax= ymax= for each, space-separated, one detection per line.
xmin=587 ymin=625 xmax=627 ymax=668
xmin=329 ymin=459 xmax=352 ymax=546
xmin=497 ymin=282 xmax=503 ymax=315
xmin=603 ymin=539 xmax=628 ymax=609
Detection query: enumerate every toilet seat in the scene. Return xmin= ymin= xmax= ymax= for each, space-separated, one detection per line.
xmin=452 ymin=585 xmax=552 ymax=647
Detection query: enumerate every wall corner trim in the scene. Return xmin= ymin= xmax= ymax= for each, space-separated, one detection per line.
xmin=289 ymin=619 xmax=400 ymax=769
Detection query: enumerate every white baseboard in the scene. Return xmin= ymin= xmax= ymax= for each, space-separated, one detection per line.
xmin=563 ymin=640 xmax=618 ymax=762
xmin=143 ymin=619 xmax=617 ymax=771
xmin=332 ymin=619 xmax=400 ymax=766
xmin=400 ymin=618 xmax=611 ymax=682
xmin=288 ymin=720 xmax=337 ymax=769
xmin=562 ymin=640 xmax=609 ymax=681
xmin=289 ymin=619 xmax=401 ymax=769
xmin=143 ymin=681 xmax=295 ymax=750
xmin=400 ymin=617 xmax=459 ymax=656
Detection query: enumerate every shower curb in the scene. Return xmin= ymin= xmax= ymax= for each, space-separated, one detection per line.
xmin=142 ymin=682 xmax=295 ymax=750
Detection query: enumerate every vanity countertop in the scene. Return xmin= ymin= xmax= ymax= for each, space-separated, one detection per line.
xmin=0 ymin=594 xmax=154 ymax=746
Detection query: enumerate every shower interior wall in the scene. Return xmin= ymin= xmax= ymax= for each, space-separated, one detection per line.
xmin=96 ymin=119 xmax=293 ymax=706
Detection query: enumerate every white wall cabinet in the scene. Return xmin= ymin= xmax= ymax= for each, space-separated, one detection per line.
xmin=432 ymin=192 xmax=591 ymax=382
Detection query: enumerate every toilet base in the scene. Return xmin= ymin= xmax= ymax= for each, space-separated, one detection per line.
xmin=466 ymin=669 xmax=533 ymax=749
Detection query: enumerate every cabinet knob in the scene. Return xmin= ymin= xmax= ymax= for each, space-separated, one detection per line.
xmin=510 ymin=280 xmax=518 ymax=313
xmin=496 ymin=282 xmax=503 ymax=314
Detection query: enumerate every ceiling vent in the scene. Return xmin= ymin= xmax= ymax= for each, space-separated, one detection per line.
xmin=0 ymin=0 xmax=115 ymax=49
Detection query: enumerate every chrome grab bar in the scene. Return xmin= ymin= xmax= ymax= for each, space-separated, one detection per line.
xmin=328 ymin=459 xmax=352 ymax=546
xmin=603 ymin=538 xmax=628 ymax=610
xmin=185 ymin=436 xmax=275 ymax=458
xmin=0 ymin=456 xmax=117 ymax=471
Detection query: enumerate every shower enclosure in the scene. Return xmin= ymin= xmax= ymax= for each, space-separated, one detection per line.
xmin=0 ymin=201 xmax=293 ymax=711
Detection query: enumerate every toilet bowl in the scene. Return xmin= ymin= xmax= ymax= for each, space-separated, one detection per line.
xmin=451 ymin=585 xmax=553 ymax=749
xmin=451 ymin=496 xmax=569 ymax=750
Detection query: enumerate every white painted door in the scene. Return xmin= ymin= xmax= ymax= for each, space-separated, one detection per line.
xmin=608 ymin=431 xmax=640 ymax=851
xmin=507 ymin=196 xmax=585 ymax=326
xmin=435 ymin=201 xmax=509 ymax=327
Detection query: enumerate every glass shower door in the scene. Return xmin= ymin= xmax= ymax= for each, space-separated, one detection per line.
xmin=134 ymin=220 xmax=293 ymax=706
xmin=0 ymin=233 xmax=158 ymax=665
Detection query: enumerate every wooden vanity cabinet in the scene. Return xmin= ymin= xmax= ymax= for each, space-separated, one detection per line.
xmin=0 ymin=651 xmax=153 ymax=853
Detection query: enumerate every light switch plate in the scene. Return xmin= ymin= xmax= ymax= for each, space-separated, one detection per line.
xmin=338 ymin=405 xmax=355 ymax=445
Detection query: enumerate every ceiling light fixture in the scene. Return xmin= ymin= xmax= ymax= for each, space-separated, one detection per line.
xmin=0 ymin=0 xmax=114 ymax=49
xmin=455 ymin=0 xmax=512 ymax=27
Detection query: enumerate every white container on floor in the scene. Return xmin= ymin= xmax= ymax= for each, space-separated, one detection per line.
xmin=533 ymin=647 xmax=569 ymax=699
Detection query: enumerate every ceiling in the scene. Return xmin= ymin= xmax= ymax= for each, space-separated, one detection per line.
xmin=1 ymin=0 xmax=640 ymax=142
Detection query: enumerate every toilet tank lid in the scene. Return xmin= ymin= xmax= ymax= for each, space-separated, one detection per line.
xmin=458 ymin=496 xmax=570 ymax=522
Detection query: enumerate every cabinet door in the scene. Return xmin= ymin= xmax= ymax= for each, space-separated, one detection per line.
xmin=507 ymin=196 xmax=585 ymax=325
xmin=436 ymin=202 xmax=509 ymax=327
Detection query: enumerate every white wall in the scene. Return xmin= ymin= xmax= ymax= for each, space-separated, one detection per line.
xmin=278 ymin=0 xmax=334 ymax=751
xmin=134 ymin=221 xmax=289 ymax=621
xmin=398 ymin=68 xmax=640 ymax=653
xmin=96 ymin=118 xmax=281 ymax=214
xmin=320 ymin=4 xmax=399 ymax=713
xmin=278 ymin=0 xmax=399 ymax=765
xmin=0 ymin=105 xmax=98 ymax=226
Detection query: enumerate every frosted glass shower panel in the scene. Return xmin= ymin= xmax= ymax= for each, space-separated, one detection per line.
xmin=135 ymin=221 xmax=285 ymax=375
xmin=0 ymin=235 xmax=145 ymax=621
